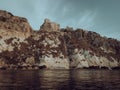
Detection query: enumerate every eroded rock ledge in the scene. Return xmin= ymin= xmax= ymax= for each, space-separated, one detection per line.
xmin=0 ymin=10 xmax=120 ymax=70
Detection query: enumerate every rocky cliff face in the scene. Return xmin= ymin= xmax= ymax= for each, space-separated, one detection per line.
xmin=0 ymin=10 xmax=32 ymax=39
xmin=0 ymin=10 xmax=120 ymax=70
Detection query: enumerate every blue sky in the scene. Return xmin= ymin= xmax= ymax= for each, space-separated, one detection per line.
xmin=0 ymin=0 xmax=120 ymax=40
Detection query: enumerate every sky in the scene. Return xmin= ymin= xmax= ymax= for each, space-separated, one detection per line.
xmin=0 ymin=0 xmax=120 ymax=40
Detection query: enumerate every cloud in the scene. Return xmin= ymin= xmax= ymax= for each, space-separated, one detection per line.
xmin=78 ymin=10 xmax=97 ymax=29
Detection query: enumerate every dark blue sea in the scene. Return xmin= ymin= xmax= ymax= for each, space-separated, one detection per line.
xmin=0 ymin=69 xmax=120 ymax=90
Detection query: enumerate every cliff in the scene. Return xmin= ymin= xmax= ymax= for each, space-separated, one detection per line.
xmin=0 ymin=10 xmax=32 ymax=39
xmin=0 ymin=10 xmax=120 ymax=70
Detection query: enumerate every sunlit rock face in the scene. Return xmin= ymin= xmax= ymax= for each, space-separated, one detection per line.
xmin=0 ymin=10 xmax=32 ymax=54
xmin=0 ymin=10 xmax=32 ymax=39
xmin=40 ymin=18 xmax=60 ymax=31
xmin=69 ymin=49 xmax=118 ymax=69
xmin=63 ymin=29 xmax=120 ymax=69
xmin=24 ymin=30 xmax=69 ymax=69
xmin=0 ymin=10 xmax=120 ymax=69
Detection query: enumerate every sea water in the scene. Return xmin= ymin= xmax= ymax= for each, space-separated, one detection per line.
xmin=0 ymin=69 xmax=120 ymax=90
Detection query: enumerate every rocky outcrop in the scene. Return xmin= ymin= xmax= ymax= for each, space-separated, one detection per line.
xmin=63 ymin=29 xmax=120 ymax=69
xmin=0 ymin=10 xmax=32 ymax=54
xmin=40 ymin=18 xmax=60 ymax=31
xmin=0 ymin=10 xmax=32 ymax=39
xmin=0 ymin=10 xmax=120 ymax=70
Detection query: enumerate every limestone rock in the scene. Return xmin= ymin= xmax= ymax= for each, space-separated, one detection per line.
xmin=0 ymin=10 xmax=32 ymax=38
xmin=0 ymin=10 xmax=120 ymax=69
xmin=40 ymin=18 xmax=60 ymax=31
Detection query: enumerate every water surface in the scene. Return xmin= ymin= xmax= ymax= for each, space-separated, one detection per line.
xmin=0 ymin=69 xmax=120 ymax=90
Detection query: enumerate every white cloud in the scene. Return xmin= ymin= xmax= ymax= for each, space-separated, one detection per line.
xmin=78 ymin=10 xmax=97 ymax=29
